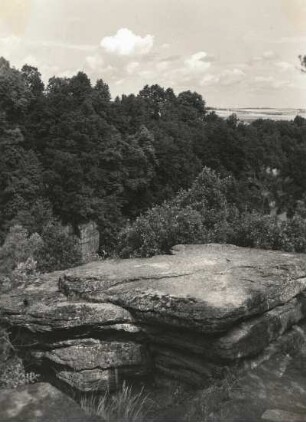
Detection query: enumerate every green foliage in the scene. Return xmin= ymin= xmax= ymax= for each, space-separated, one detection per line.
xmin=119 ymin=204 xmax=205 ymax=258
xmin=1 ymin=57 xmax=306 ymax=257
xmin=118 ymin=168 xmax=235 ymax=257
xmin=35 ymin=222 xmax=82 ymax=272
xmin=80 ymin=382 xmax=152 ymax=422
xmin=0 ymin=222 xmax=82 ymax=292
xmin=0 ymin=356 xmax=39 ymax=390
xmin=0 ymin=225 xmax=42 ymax=279
xmin=118 ymin=168 xmax=306 ymax=258
xmin=0 ymin=327 xmax=39 ymax=389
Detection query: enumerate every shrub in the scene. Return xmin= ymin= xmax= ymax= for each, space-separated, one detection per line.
xmin=230 ymin=212 xmax=281 ymax=249
xmin=35 ymin=222 xmax=82 ymax=272
xmin=0 ymin=225 xmax=42 ymax=276
xmin=278 ymin=215 xmax=306 ymax=252
xmin=0 ymin=356 xmax=39 ymax=389
xmin=230 ymin=212 xmax=306 ymax=253
xmin=117 ymin=167 xmax=306 ymax=258
xmin=0 ymin=327 xmax=39 ymax=389
xmin=118 ymin=204 xmax=205 ymax=258
xmin=0 ymin=221 xmax=82 ymax=293
xmin=117 ymin=168 xmax=238 ymax=257
xmin=0 ymin=226 xmax=42 ymax=292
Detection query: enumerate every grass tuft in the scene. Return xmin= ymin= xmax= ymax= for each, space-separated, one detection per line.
xmin=80 ymin=381 xmax=152 ymax=422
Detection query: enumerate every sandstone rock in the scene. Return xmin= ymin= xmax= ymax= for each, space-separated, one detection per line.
xmin=214 ymin=294 xmax=306 ymax=359
xmin=2 ymin=244 xmax=306 ymax=394
xmin=32 ymin=339 xmax=147 ymax=370
xmin=0 ymin=291 xmax=136 ymax=333
xmin=151 ymin=322 xmax=306 ymax=387
xmin=78 ymin=221 xmax=100 ymax=261
xmin=60 ymin=244 xmax=306 ymax=333
xmin=0 ymin=382 xmax=100 ymax=422
xmin=146 ymin=294 xmax=306 ymax=360
xmin=30 ymin=339 xmax=150 ymax=392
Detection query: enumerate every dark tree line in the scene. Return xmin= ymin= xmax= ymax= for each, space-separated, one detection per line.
xmin=1 ymin=57 xmax=306 ymax=255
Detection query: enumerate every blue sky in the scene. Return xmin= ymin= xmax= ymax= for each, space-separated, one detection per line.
xmin=0 ymin=0 xmax=306 ymax=107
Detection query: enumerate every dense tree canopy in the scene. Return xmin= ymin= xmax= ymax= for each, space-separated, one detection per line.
xmin=0 ymin=57 xmax=306 ymax=256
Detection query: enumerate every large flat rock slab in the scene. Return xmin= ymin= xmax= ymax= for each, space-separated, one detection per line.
xmin=61 ymin=244 xmax=306 ymax=333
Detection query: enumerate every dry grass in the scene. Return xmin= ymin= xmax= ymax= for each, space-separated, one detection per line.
xmin=80 ymin=381 xmax=153 ymax=422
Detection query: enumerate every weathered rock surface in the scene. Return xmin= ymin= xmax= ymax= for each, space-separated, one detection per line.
xmin=30 ymin=339 xmax=149 ymax=391
xmin=207 ymin=334 xmax=306 ymax=422
xmin=0 ymin=382 xmax=100 ymax=422
xmin=0 ymin=292 xmax=137 ymax=333
xmin=146 ymin=294 xmax=306 ymax=361
xmin=61 ymin=244 xmax=306 ymax=333
xmin=1 ymin=244 xmax=306 ymax=393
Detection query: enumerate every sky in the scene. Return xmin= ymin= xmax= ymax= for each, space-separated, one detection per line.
xmin=0 ymin=0 xmax=306 ymax=108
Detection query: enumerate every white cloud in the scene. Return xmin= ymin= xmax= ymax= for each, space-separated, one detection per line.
xmin=185 ymin=51 xmax=211 ymax=72
xmin=274 ymin=36 xmax=306 ymax=44
xmin=86 ymin=54 xmax=104 ymax=71
xmin=219 ymin=68 xmax=246 ymax=86
xmin=252 ymin=51 xmax=278 ymax=63
xmin=126 ymin=61 xmax=140 ymax=74
xmin=100 ymin=28 xmax=154 ymax=56
xmin=200 ymin=74 xmax=219 ymax=86
xmin=253 ymin=75 xmax=293 ymax=90
xmin=199 ymin=68 xmax=246 ymax=87
xmin=275 ymin=61 xmax=295 ymax=72
xmin=262 ymin=51 xmax=277 ymax=60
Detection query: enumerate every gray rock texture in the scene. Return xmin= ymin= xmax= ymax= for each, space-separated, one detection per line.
xmin=1 ymin=244 xmax=306 ymax=392
xmin=0 ymin=383 xmax=100 ymax=422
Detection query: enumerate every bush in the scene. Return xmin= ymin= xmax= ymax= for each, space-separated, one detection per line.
xmin=0 ymin=226 xmax=42 ymax=292
xmin=117 ymin=167 xmax=306 ymax=258
xmin=0 ymin=327 xmax=39 ymax=389
xmin=230 ymin=212 xmax=281 ymax=249
xmin=118 ymin=204 xmax=205 ymax=258
xmin=278 ymin=215 xmax=306 ymax=252
xmin=0 ymin=221 xmax=82 ymax=293
xmin=118 ymin=168 xmax=238 ymax=257
xmin=0 ymin=225 xmax=42 ymax=276
xmin=35 ymin=222 xmax=82 ymax=272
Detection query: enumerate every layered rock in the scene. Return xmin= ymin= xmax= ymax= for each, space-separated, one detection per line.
xmin=1 ymin=244 xmax=306 ymax=392
xmin=0 ymin=284 xmax=146 ymax=392
xmin=31 ymin=339 xmax=149 ymax=391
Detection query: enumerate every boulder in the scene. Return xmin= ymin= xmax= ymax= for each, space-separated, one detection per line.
xmin=1 ymin=244 xmax=306 ymax=393
xmin=107 ymin=245 xmax=306 ymax=333
xmin=0 ymin=382 xmax=100 ymax=422
xmin=60 ymin=244 xmax=306 ymax=333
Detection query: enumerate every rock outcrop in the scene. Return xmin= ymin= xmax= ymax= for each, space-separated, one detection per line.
xmin=77 ymin=221 xmax=100 ymax=261
xmin=0 ymin=383 xmax=100 ymax=422
xmin=1 ymin=244 xmax=306 ymax=393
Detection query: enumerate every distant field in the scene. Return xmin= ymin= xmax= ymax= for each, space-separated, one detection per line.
xmin=212 ymin=107 xmax=306 ymax=122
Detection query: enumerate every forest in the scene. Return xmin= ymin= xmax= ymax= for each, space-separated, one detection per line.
xmin=1 ymin=57 xmax=306 ymax=281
